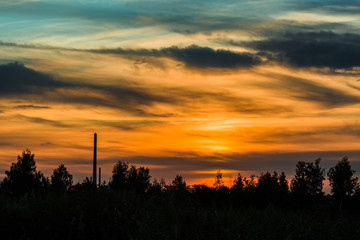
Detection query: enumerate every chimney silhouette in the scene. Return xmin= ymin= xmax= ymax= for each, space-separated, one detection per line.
xmin=99 ymin=167 xmax=101 ymax=186
xmin=93 ymin=133 xmax=97 ymax=185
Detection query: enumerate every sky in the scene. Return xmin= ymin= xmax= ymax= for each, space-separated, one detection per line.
xmin=1 ymin=0 xmax=360 ymax=187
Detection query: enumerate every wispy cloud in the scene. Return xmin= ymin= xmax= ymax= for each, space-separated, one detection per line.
xmin=259 ymin=72 xmax=360 ymax=107
xmin=243 ymin=31 xmax=360 ymax=70
xmin=0 ymin=62 xmax=288 ymax=116
xmin=0 ymin=42 xmax=261 ymax=69
xmin=15 ymin=114 xmax=70 ymax=128
xmin=14 ymin=105 xmax=51 ymax=109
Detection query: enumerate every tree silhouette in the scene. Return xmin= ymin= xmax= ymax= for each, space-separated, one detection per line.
xmin=291 ymin=158 xmax=325 ymax=197
xmin=109 ymin=161 xmax=151 ymax=192
xmin=126 ymin=165 xmax=151 ymax=192
xmin=243 ymin=175 xmax=256 ymax=193
xmin=109 ymin=161 xmax=129 ymax=191
xmin=213 ymin=170 xmax=225 ymax=189
xmin=231 ymin=173 xmax=245 ymax=191
xmin=170 ymin=175 xmax=188 ymax=191
xmin=257 ymin=172 xmax=279 ymax=193
xmin=1 ymin=149 xmax=48 ymax=197
xmin=51 ymin=164 xmax=73 ymax=194
xmin=327 ymin=157 xmax=358 ymax=204
xmin=278 ymin=172 xmax=289 ymax=196
xmin=256 ymin=171 xmax=288 ymax=206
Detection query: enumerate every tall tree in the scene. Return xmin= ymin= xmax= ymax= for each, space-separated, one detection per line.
xmin=170 ymin=175 xmax=188 ymax=191
xmin=291 ymin=158 xmax=325 ymax=197
xmin=127 ymin=165 xmax=151 ymax=192
xmin=213 ymin=170 xmax=225 ymax=189
xmin=109 ymin=161 xmax=151 ymax=192
xmin=231 ymin=173 xmax=245 ymax=191
xmin=1 ymin=149 xmax=48 ymax=197
xmin=109 ymin=161 xmax=129 ymax=191
xmin=327 ymin=157 xmax=358 ymax=202
xmin=51 ymin=164 xmax=73 ymax=193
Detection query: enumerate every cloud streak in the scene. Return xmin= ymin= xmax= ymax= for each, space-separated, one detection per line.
xmin=95 ymin=45 xmax=261 ymax=69
xmin=262 ymin=73 xmax=360 ymax=107
xmin=243 ymin=31 xmax=360 ymax=70
xmin=0 ymin=41 xmax=261 ymax=69
xmin=0 ymin=62 xmax=288 ymax=116
xmin=0 ymin=62 xmax=171 ymax=116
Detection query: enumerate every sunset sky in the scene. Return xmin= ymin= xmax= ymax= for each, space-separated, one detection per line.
xmin=1 ymin=0 xmax=360 ymax=186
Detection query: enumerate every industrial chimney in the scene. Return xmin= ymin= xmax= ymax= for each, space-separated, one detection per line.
xmin=93 ymin=133 xmax=97 ymax=185
xmin=99 ymin=167 xmax=101 ymax=186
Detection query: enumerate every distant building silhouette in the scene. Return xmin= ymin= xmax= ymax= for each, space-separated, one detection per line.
xmin=93 ymin=133 xmax=97 ymax=185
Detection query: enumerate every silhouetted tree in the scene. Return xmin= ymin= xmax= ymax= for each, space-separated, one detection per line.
xmin=109 ymin=161 xmax=129 ymax=191
xmin=169 ymin=175 xmax=188 ymax=191
xmin=109 ymin=161 xmax=151 ymax=192
xmin=256 ymin=171 xmax=289 ymax=206
xmin=73 ymin=177 xmax=97 ymax=192
xmin=243 ymin=175 xmax=257 ymax=193
xmin=51 ymin=164 xmax=73 ymax=194
xmin=149 ymin=178 xmax=166 ymax=194
xmin=127 ymin=165 xmax=151 ymax=192
xmin=327 ymin=157 xmax=358 ymax=204
xmin=291 ymin=158 xmax=325 ymax=197
xmin=214 ymin=170 xmax=225 ymax=189
xmin=231 ymin=173 xmax=245 ymax=191
xmin=257 ymin=172 xmax=279 ymax=195
xmin=1 ymin=149 xmax=48 ymax=197
xmin=278 ymin=172 xmax=289 ymax=195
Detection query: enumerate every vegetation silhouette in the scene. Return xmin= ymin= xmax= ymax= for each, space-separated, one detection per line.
xmin=1 ymin=150 xmax=360 ymax=239
xmin=327 ymin=156 xmax=359 ymax=208
xmin=291 ymin=158 xmax=325 ymax=197
xmin=51 ymin=164 xmax=73 ymax=194
xmin=1 ymin=149 xmax=48 ymax=198
xmin=109 ymin=160 xmax=151 ymax=192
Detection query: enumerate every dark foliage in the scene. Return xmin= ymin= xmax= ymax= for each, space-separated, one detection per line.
xmin=290 ymin=158 xmax=325 ymax=197
xmin=169 ymin=175 xmax=188 ymax=191
xmin=51 ymin=164 xmax=73 ymax=194
xmin=1 ymin=150 xmax=360 ymax=239
xmin=327 ymin=157 xmax=359 ymax=204
xmin=1 ymin=149 xmax=48 ymax=198
xmin=256 ymin=171 xmax=288 ymax=207
xmin=109 ymin=160 xmax=151 ymax=192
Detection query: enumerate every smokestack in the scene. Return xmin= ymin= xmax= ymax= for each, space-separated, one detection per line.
xmin=93 ymin=133 xmax=97 ymax=185
xmin=99 ymin=167 xmax=101 ymax=186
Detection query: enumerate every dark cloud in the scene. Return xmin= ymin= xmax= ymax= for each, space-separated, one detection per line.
xmin=0 ymin=141 xmax=11 ymax=146
xmin=15 ymin=104 xmax=51 ymax=109
xmin=243 ymin=124 xmax=360 ymax=145
xmin=162 ymin=45 xmax=261 ymax=68
xmin=92 ymin=45 xmax=262 ymax=69
xmin=6 ymin=114 xmax=162 ymax=131
xmin=0 ymin=41 xmax=261 ymax=69
xmin=265 ymin=73 xmax=360 ymax=107
xmin=0 ymin=62 xmax=71 ymax=95
xmin=0 ymin=62 xmax=286 ymax=116
xmin=0 ymin=62 xmax=172 ymax=116
xmin=15 ymin=114 xmax=70 ymax=128
xmin=87 ymin=119 xmax=163 ymax=131
xmin=243 ymin=31 xmax=360 ymax=69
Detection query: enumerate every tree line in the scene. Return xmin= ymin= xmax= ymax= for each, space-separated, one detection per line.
xmin=1 ymin=149 xmax=360 ymax=239
xmin=1 ymin=149 xmax=359 ymax=207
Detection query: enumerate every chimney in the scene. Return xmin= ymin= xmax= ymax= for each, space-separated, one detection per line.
xmin=93 ymin=133 xmax=97 ymax=185
xmin=99 ymin=167 xmax=101 ymax=186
